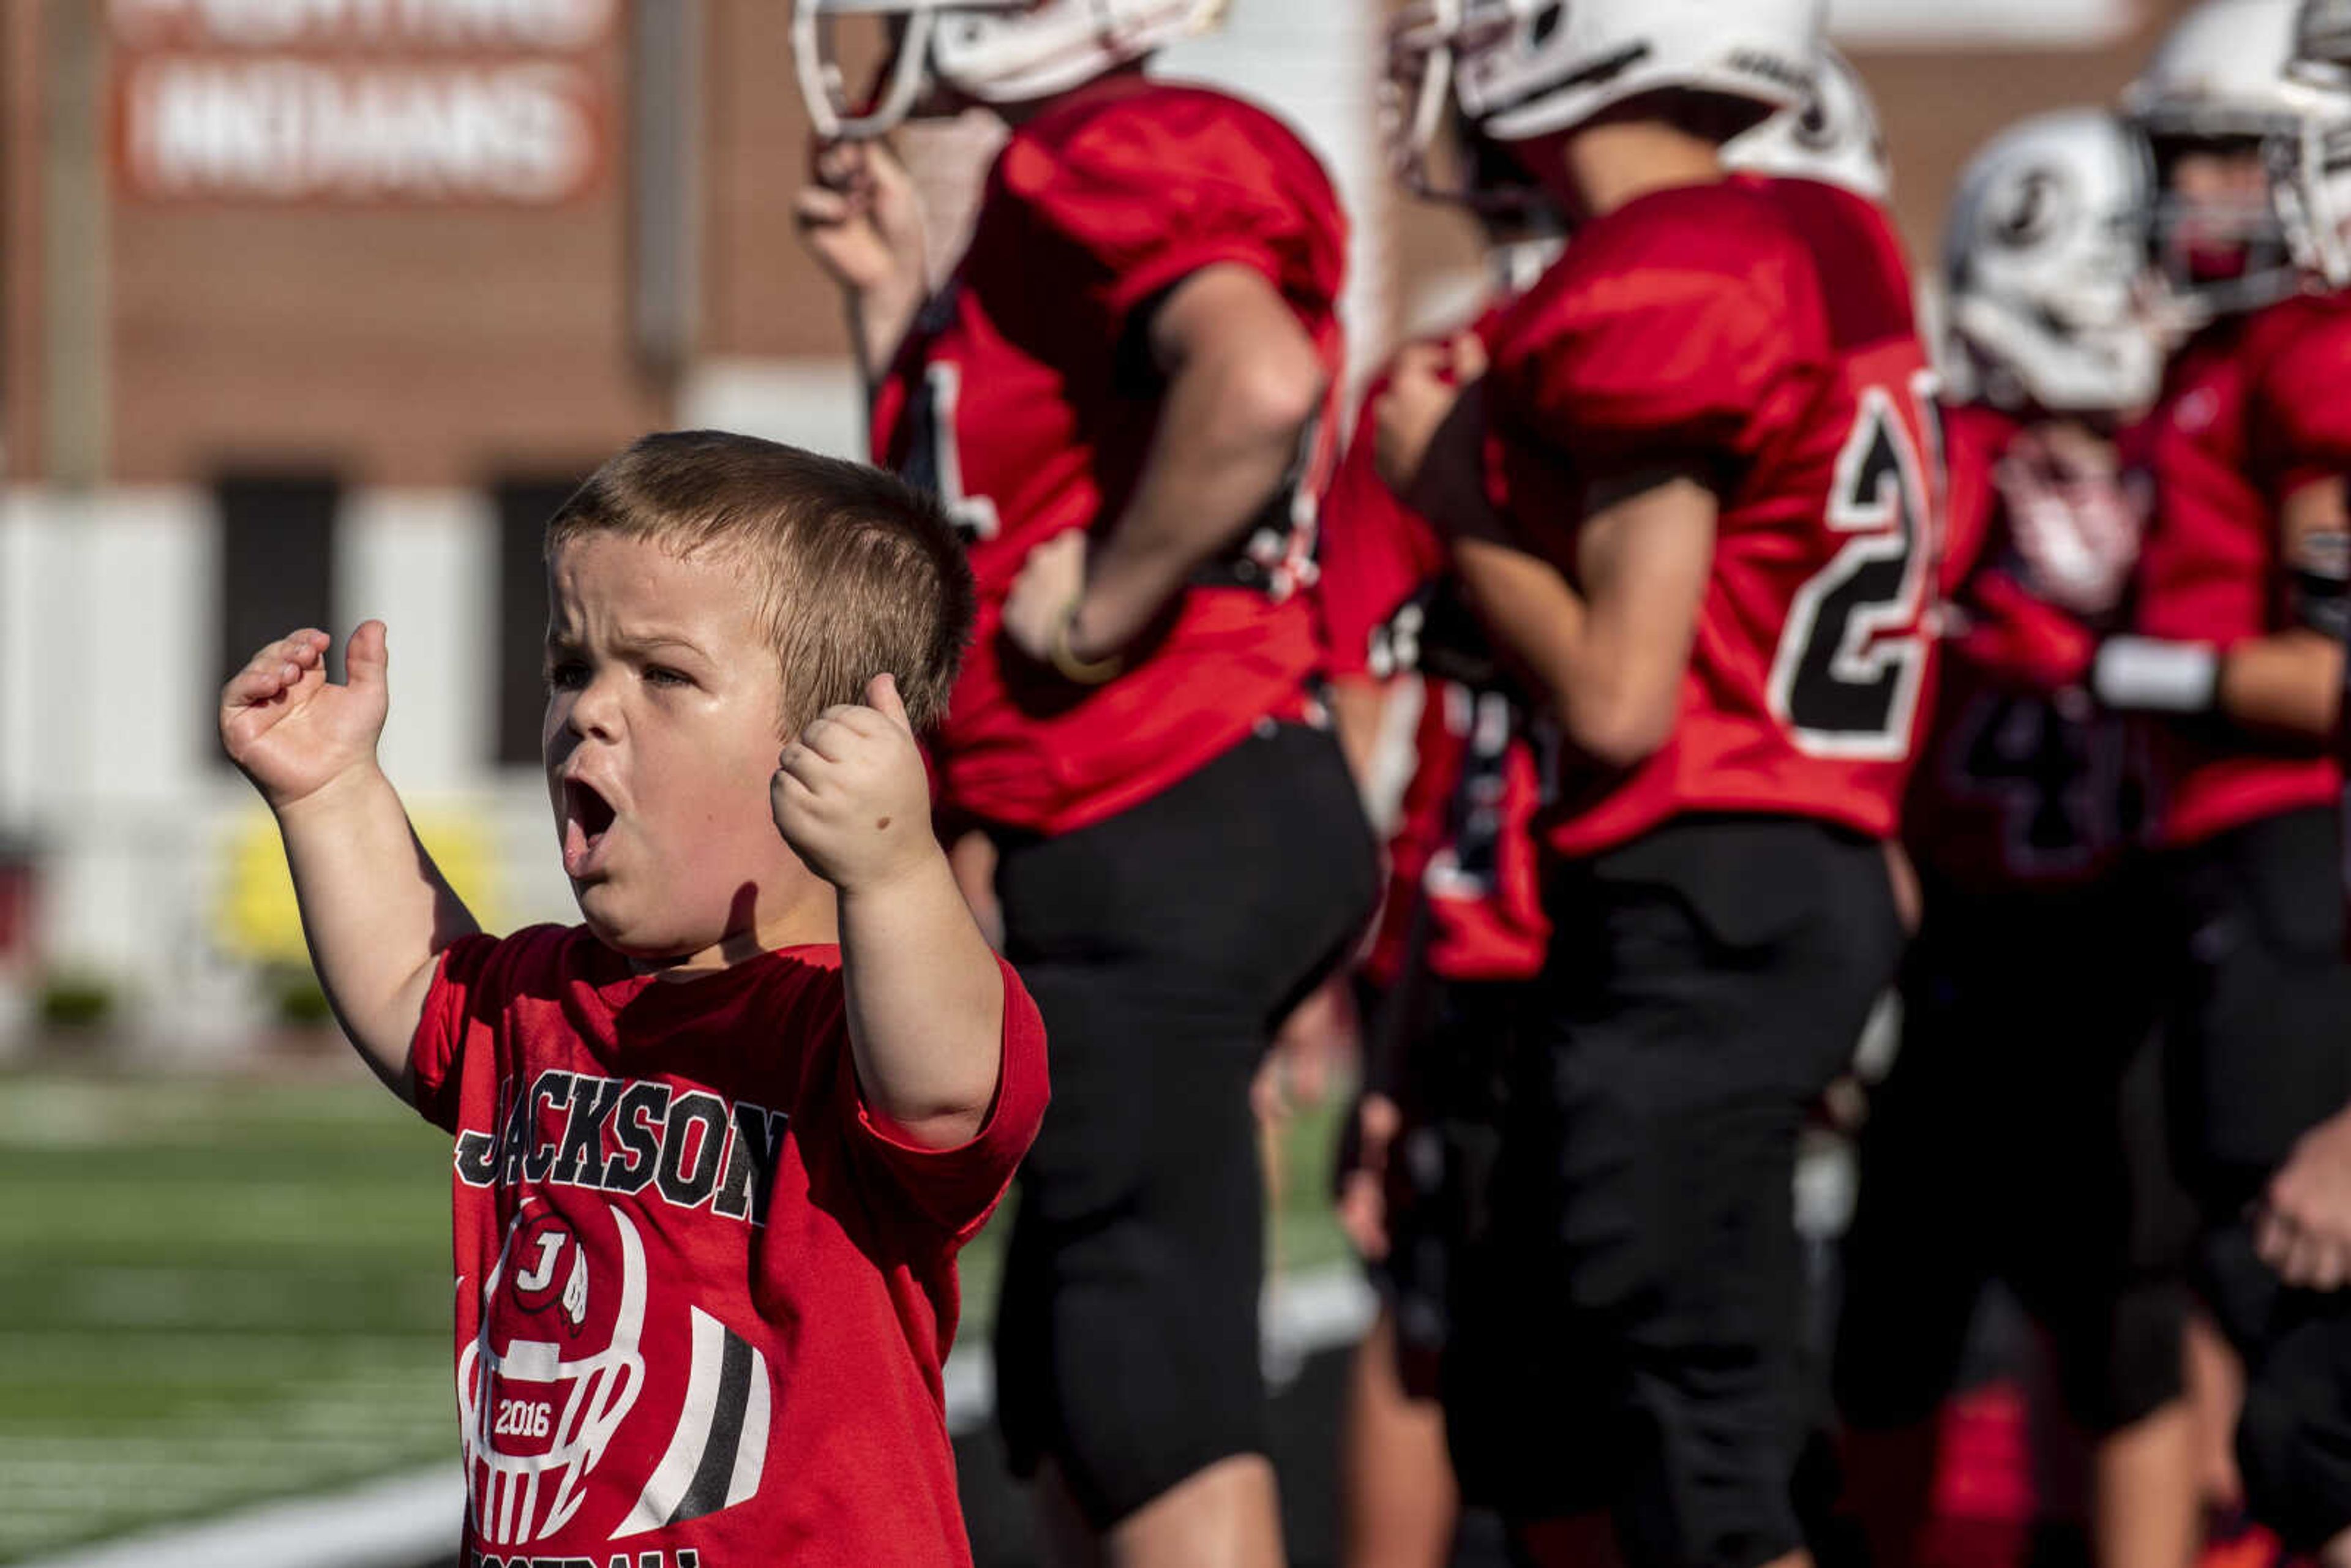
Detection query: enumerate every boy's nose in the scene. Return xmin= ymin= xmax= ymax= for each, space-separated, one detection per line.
xmin=566 ymin=672 xmax=625 ymax=740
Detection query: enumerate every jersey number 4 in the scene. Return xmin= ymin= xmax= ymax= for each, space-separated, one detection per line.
xmin=1769 ymin=375 xmax=1940 ymax=760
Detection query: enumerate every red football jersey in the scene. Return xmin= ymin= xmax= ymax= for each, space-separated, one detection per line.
xmin=2133 ymin=291 xmax=2351 ymax=846
xmin=412 ymin=927 xmax=1049 ymax=1567
xmin=1482 ymin=174 xmax=1942 ymax=860
xmin=1905 ymin=403 xmax=2145 ymax=894
xmin=872 ymin=75 xmax=1348 ymax=836
xmin=1318 ymin=342 xmax=1547 ymax=986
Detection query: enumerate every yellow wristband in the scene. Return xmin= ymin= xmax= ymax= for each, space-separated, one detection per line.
xmin=1049 ymin=601 xmax=1123 ymax=685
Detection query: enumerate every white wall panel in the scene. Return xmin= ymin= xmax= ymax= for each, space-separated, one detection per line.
xmin=336 ymin=488 xmax=496 ymax=793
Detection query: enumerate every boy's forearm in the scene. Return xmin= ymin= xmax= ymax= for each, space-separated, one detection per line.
xmin=276 ymin=763 xmax=479 ymax=1100
xmin=838 ymin=852 xmax=1006 ymax=1150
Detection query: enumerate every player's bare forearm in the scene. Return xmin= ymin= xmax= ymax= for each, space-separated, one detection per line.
xmin=838 ymin=849 xmax=1005 ymax=1149
xmin=1453 ymin=534 xmax=1593 ymax=729
xmin=2218 ymin=628 xmax=2343 ymax=744
xmin=1453 ymin=472 xmax=1712 ymax=770
xmin=847 ymin=280 xmax=925 ymax=391
xmin=1073 ymin=264 xmax=1328 ymax=655
xmin=276 ymin=763 xmax=479 ymax=1100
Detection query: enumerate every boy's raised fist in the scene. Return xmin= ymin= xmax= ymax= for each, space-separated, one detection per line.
xmin=770 ymin=673 xmax=937 ymax=895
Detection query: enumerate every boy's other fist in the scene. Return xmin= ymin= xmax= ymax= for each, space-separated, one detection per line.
xmin=219 ymin=623 xmax=391 ymax=812
xmin=772 ymin=673 xmax=937 ymax=894
xmin=795 ymin=138 xmax=927 ymax=301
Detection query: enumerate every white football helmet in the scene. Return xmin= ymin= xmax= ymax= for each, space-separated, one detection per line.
xmin=2281 ymin=0 xmax=2351 ymax=287
xmin=1393 ymin=0 xmax=1822 ymax=152
xmin=1943 ymin=109 xmax=2164 ymax=416
xmin=791 ymin=0 xmax=1226 ymax=140
xmin=1722 ymin=47 xmax=1890 ymax=202
xmin=2121 ymin=0 xmax=2334 ymax=316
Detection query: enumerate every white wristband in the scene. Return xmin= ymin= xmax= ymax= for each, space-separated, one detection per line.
xmin=2091 ymin=636 xmax=2220 ymax=714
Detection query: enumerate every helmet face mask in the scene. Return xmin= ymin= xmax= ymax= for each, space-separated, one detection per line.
xmin=1382 ymin=6 xmax=1563 ymax=225
xmin=2284 ymin=0 xmax=2351 ymax=289
xmin=2120 ymin=0 xmax=2338 ymax=319
xmin=791 ymin=0 xmax=1225 ymax=140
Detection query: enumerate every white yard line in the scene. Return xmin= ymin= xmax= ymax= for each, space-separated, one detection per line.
xmin=13 ymin=1467 xmax=464 ymax=1568
xmin=15 ymin=1264 xmax=1379 ymax=1568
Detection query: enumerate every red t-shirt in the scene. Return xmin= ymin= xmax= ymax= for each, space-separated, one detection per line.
xmin=2133 ymin=291 xmax=2351 ymax=846
xmin=1907 ymin=403 xmax=2145 ymax=894
xmin=410 ymin=926 xmax=1049 ymax=1568
xmin=1483 ymin=174 xmax=1941 ymax=860
xmin=1317 ymin=348 xmax=1547 ymax=987
xmin=872 ymin=75 xmax=1349 ymax=836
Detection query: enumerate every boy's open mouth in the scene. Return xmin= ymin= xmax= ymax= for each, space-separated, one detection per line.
xmin=561 ymin=778 xmax=618 ymax=879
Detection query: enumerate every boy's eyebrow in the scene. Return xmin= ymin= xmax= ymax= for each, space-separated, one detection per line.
xmin=612 ymin=632 xmax=711 ymax=660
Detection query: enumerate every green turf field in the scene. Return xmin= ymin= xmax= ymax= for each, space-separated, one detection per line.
xmin=0 ymin=1060 xmax=1349 ymax=1562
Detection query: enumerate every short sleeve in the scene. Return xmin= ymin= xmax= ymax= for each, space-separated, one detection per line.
xmin=410 ymin=932 xmax=505 ymax=1135
xmin=999 ymin=88 xmax=1347 ymax=349
xmin=846 ymin=956 xmax=1050 ymax=1242
xmin=2254 ymin=310 xmax=2351 ymax=492
xmin=1488 ymin=195 xmax=1824 ymax=484
xmin=1316 ymin=387 xmax=1446 ymax=678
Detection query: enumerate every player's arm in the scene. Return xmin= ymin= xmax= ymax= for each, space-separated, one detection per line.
xmin=773 ymin=675 xmax=1004 ymax=1149
xmin=217 ymin=623 xmax=479 ymax=1101
xmin=795 ymin=139 xmax=929 ymax=388
xmin=1452 ymin=470 xmax=1714 ymax=768
xmin=1002 ymin=263 xmax=1329 ymax=666
xmin=2093 ymin=477 xmax=2347 ymax=740
xmin=2212 ymin=476 xmax=2348 ymax=741
xmin=1374 ymin=344 xmax=1712 ymax=770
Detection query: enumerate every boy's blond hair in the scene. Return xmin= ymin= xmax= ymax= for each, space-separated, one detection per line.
xmin=546 ymin=431 xmax=975 ymax=734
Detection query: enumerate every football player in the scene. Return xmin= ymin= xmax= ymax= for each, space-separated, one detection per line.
xmin=1371 ymin=3 xmax=1936 ymax=1564
xmin=1321 ymin=50 xmax=1565 ymax=1568
xmin=792 ymin=5 xmax=1379 ymax=1565
xmin=2094 ymin=0 xmax=2351 ymax=1557
xmin=1828 ymin=107 xmax=2201 ymax=1568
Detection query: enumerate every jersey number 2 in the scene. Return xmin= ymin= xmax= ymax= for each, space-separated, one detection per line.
xmin=1769 ymin=377 xmax=1938 ymax=760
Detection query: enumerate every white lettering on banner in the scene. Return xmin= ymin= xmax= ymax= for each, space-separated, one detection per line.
xmin=122 ymin=56 xmax=601 ymax=202
xmin=110 ymin=0 xmax=617 ymax=51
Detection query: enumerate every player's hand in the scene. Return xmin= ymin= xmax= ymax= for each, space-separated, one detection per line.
xmin=771 ymin=674 xmax=938 ymax=895
xmin=1334 ymin=1092 xmax=1403 ymax=1262
xmin=1373 ymin=332 xmax=1486 ymax=496
xmin=219 ymin=623 xmax=391 ymax=813
xmin=1000 ymin=528 xmax=1098 ymax=667
xmin=795 ymin=138 xmax=927 ymax=301
xmin=2255 ymin=1106 xmax=2351 ymax=1291
xmin=1957 ymin=569 xmax=2099 ymax=696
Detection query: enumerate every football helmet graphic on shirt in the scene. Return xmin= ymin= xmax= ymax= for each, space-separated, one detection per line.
xmin=460 ymin=1204 xmax=650 ymax=1545
xmin=457 ymin=1202 xmax=773 ymax=1547
xmin=1392 ymin=0 xmax=1820 ymax=151
xmin=792 ymin=0 xmax=1228 ymax=138
xmin=1941 ymin=108 xmax=2166 ymax=416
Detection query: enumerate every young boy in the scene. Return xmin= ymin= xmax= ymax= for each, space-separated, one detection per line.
xmin=217 ymin=431 xmax=1049 ymax=1568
